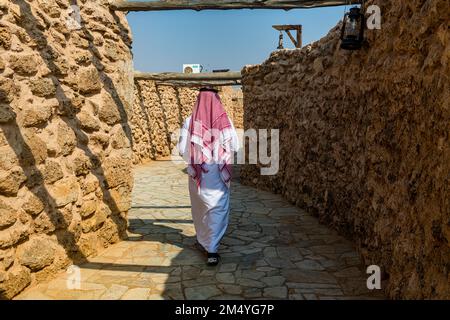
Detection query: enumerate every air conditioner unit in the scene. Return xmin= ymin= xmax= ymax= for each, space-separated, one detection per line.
xmin=183 ymin=64 xmax=202 ymax=74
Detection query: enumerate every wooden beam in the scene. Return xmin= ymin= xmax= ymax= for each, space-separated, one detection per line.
xmin=285 ymin=30 xmax=298 ymax=47
xmin=111 ymin=1 xmax=361 ymax=12
xmin=297 ymin=25 xmax=302 ymax=49
xmin=272 ymin=24 xmax=302 ymax=31
xmin=134 ymin=71 xmax=242 ymax=81
xmin=154 ymin=80 xmax=242 ymax=87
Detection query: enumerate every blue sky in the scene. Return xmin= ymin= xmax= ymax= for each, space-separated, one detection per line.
xmin=127 ymin=5 xmax=346 ymax=72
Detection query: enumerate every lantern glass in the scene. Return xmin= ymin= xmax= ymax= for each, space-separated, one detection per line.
xmin=341 ymin=7 xmax=364 ymax=50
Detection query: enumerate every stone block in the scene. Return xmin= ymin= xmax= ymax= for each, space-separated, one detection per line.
xmin=99 ymin=94 xmax=122 ymax=125
xmin=0 ymin=167 xmax=26 ymax=196
xmin=74 ymin=67 xmax=102 ymax=94
xmin=78 ymin=110 xmax=100 ymax=132
xmin=40 ymin=160 xmax=64 ymax=184
xmin=0 ymin=248 xmax=14 ymax=271
xmin=0 ymin=104 xmax=15 ymax=123
xmin=29 ymin=78 xmax=56 ymax=97
xmin=0 ymin=221 xmax=29 ymax=249
xmin=0 ymin=78 xmax=18 ymax=103
xmin=23 ymin=192 xmax=46 ymax=216
xmin=17 ymin=236 xmax=55 ymax=271
xmin=70 ymin=150 xmax=92 ymax=177
xmin=0 ymin=199 xmax=17 ymax=230
xmin=103 ymin=156 xmax=132 ymax=189
xmin=56 ymin=122 xmax=76 ymax=156
xmin=21 ymin=103 xmax=53 ymax=127
xmin=0 ymin=266 xmax=31 ymax=299
xmin=79 ymin=200 xmax=97 ymax=219
xmin=22 ymin=130 xmax=48 ymax=165
xmin=9 ymin=54 xmax=39 ymax=75
xmin=0 ymin=25 xmax=11 ymax=50
xmin=110 ymin=125 xmax=130 ymax=149
xmin=48 ymin=177 xmax=80 ymax=208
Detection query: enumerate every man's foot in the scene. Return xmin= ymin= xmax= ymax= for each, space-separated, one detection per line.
xmin=207 ymin=253 xmax=220 ymax=266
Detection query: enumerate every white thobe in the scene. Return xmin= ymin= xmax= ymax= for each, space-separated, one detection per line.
xmin=177 ymin=116 xmax=240 ymax=253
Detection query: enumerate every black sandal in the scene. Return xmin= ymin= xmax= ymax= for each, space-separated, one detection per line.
xmin=207 ymin=253 xmax=220 ymax=266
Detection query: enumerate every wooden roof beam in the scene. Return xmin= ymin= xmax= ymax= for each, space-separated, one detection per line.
xmin=111 ymin=1 xmax=361 ymax=12
xmin=154 ymin=80 xmax=242 ymax=87
xmin=134 ymin=71 xmax=242 ymax=81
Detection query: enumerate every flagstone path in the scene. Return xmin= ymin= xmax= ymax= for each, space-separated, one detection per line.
xmin=16 ymin=158 xmax=384 ymax=300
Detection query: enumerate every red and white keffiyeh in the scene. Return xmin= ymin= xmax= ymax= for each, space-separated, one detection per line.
xmin=188 ymin=90 xmax=234 ymax=189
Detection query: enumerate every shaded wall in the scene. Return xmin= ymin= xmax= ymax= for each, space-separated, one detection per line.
xmin=0 ymin=0 xmax=134 ymax=298
xmin=132 ymin=80 xmax=243 ymax=164
xmin=241 ymin=0 xmax=449 ymax=299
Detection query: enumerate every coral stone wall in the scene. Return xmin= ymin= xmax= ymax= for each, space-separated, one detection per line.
xmin=220 ymin=86 xmax=244 ymax=130
xmin=241 ymin=0 xmax=449 ymax=299
xmin=0 ymin=0 xmax=134 ymax=299
xmin=132 ymin=80 xmax=243 ymax=164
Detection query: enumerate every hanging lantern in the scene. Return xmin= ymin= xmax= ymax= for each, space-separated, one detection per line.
xmin=340 ymin=6 xmax=365 ymax=50
xmin=277 ymin=32 xmax=284 ymax=50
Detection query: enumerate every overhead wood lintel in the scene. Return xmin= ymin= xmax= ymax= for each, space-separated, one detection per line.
xmin=134 ymin=71 xmax=242 ymax=82
xmin=111 ymin=1 xmax=361 ymax=12
xmin=154 ymin=80 xmax=242 ymax=87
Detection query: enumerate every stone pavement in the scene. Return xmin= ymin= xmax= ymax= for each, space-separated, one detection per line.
xmin=16 ymin=159 xmax=384 ymax=300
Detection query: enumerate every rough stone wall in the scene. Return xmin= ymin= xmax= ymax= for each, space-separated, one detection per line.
xmin=220 ymin=86 xmax=244 ymax=129
xmin=132 ymin=80 xmax=243 ymax=164
xmin=0 ymin=0 xmax=134 ymax=299
xmin=241 ymin=0 xmax=449 ymax=299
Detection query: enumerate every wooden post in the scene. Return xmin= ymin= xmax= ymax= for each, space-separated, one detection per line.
xmin=297 ymin=25 xmax=302 ymax=48
xmin=111 ymin=1 xmax=361 ymax=12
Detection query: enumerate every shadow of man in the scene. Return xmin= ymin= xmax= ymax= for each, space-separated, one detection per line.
xmin=118 ymin=217 xmax=219 ymax=300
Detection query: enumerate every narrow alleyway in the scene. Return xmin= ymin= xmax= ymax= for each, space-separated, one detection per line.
xmin=16 ymin=158 xmax=383 ymax=300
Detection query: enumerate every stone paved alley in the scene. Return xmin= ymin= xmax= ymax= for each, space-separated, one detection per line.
xmin=15 ymin=159 xmax=383 ymax=300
